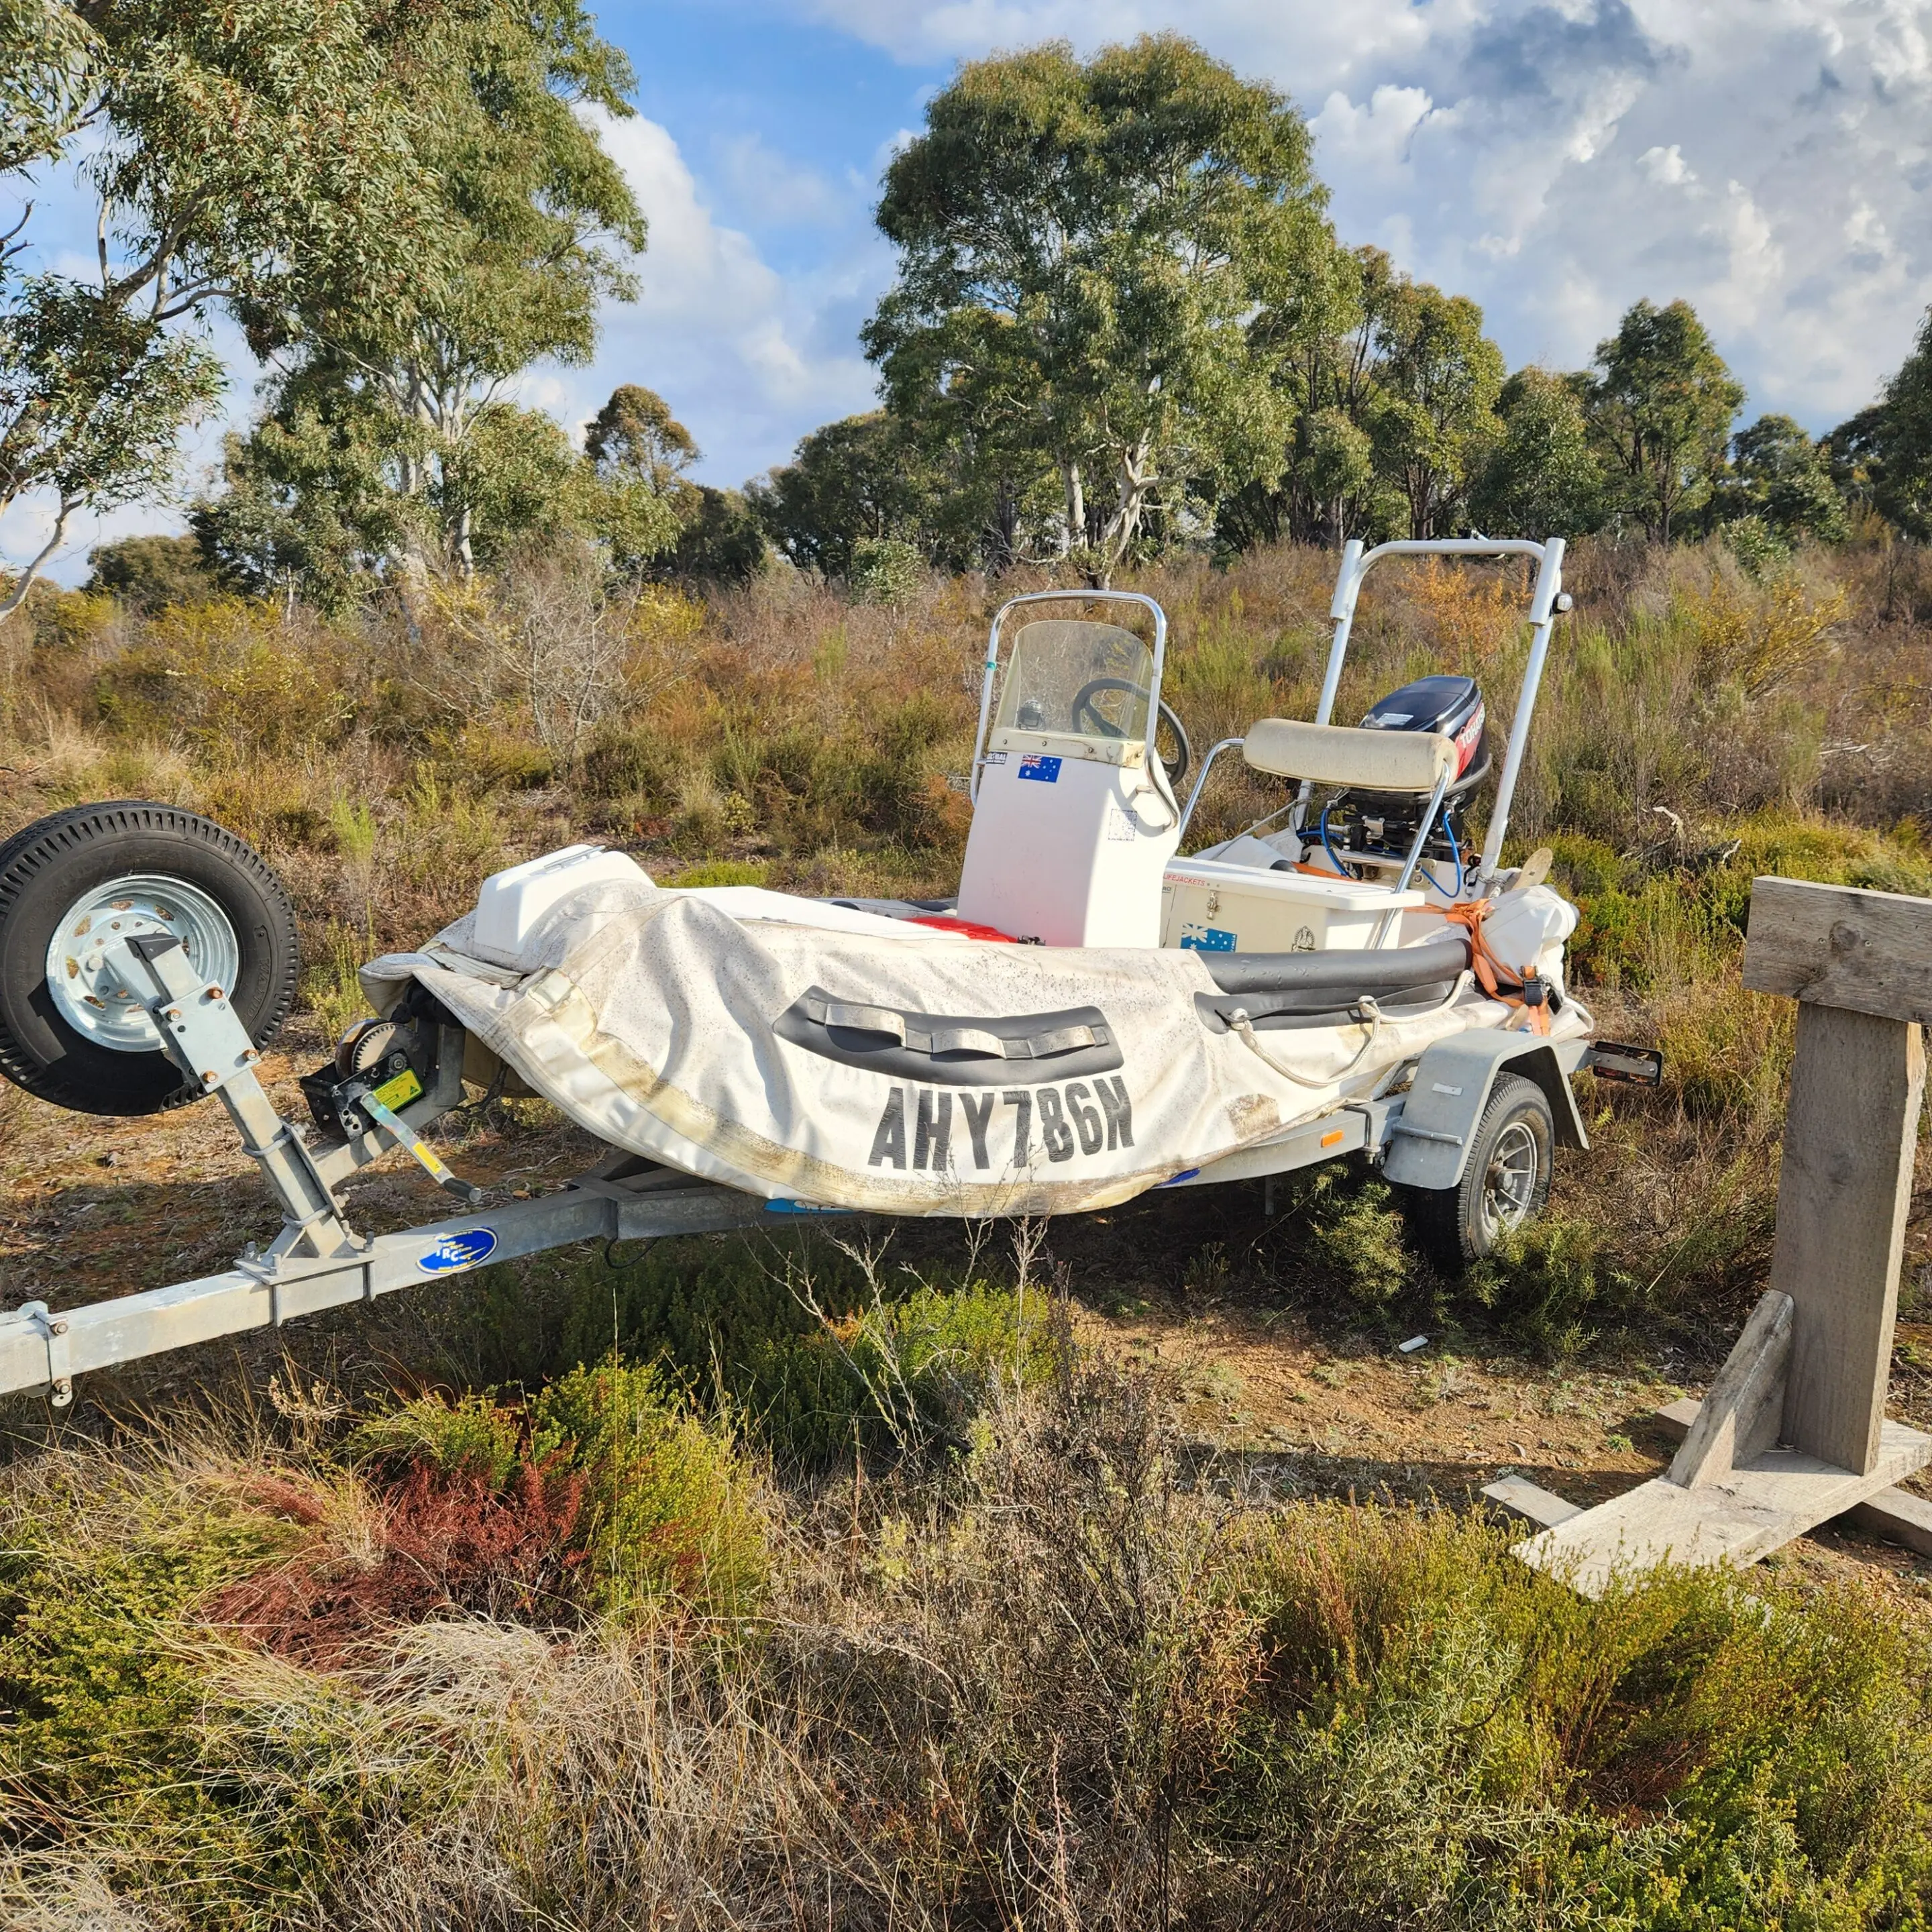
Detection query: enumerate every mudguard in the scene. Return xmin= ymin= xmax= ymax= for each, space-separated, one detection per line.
xmin=1381 ymin=1030 xmax=1590 ymax=1191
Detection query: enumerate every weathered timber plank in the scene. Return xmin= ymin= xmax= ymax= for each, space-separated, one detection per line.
xmin=1769 ymin=1006 xmax=1924 ymax=1474
xmin=1654 ymin=1398 xmax=1699 ymax=1440
xmin=1482 ymin=1475 xmax=1581 ymax=1529
xmin=1656 ymin=1398 xmax=1932 ymax=1558
xmin=1841 ymin=1489 xmax=1932 ymax=1558
xmin=1514 ymin=1421 xmax=1932 ymax=1598
xmin=1668 ymin=1290 xmax=1791 ymax=1487
xmin=1741 ymin=875 xmax=1932 ymax=1024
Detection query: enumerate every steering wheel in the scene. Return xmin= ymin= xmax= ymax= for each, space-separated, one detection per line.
xmin=1068 ymin=676 xmax=1192 ymax=788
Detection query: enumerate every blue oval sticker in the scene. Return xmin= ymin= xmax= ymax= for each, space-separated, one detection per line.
xmin=420 ymin=1227 xmax=498 ymax=1273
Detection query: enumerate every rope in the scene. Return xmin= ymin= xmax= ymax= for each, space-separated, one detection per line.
xmin=1228 ymin=996 xmax=1384 ymax=1087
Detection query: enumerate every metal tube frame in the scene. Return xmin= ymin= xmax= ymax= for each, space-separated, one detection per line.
xmin=1290 ymin=538 xmax=1568 ymax=894
xmin=969 ymin=589 xmax=1170 ymax=804
xmin=1175 ymin=736 xmax=1246 ymax=845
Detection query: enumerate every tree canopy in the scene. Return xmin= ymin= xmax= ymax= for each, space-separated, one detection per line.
xmin=195 ymin=1 xmax=651 ymax=590
xmin=1 ymin=0 xmax=480 ymax=615
xmin=1586 ymin=299 xmax=1744 ymax=542
xmin=1829 ymin=311 xmax=1932 ymax=541
xmin=865 ymin=34 xmax=1326 ymax=582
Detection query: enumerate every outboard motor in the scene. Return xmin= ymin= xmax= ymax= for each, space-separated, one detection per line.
xmin=1314 ymin=675 xmax=1489 ymax=892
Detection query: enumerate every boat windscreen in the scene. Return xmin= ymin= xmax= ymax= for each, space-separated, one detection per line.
xmin=995 ymin=620 xmax=1154 ymax=743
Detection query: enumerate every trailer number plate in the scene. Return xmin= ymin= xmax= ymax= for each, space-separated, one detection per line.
xmin=372 ymin=1067 xmax=423 ymax=1111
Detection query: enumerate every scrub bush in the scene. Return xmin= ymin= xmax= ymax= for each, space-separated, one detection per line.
xmin=561 ymin=1230 xmax=1060 ymax=1462
xmin=207 ymin=1458 xmax=587 ymax=1662
xmin=532 ymin=1359 xmax=768 ymax=1620
xmin=0 ymin=1446 xmax=427 ymax=1925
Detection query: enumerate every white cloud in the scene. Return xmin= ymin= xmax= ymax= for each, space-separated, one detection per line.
xmin=713 ymin=132 xmax=846 ymax=228
xmin=796 ymin=0 xmax=1932 ymax=425
xmin=565 ymin=111 xmax=881 ymax=481
xmin=1637 ymin=142 xmax=1695 ymax=186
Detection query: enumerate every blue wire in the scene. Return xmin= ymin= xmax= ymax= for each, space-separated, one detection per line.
xmin=1319 ymin=800 xmax=1350 ymax=878
xmin=1325 ymin=794 xmax=1466 ymax=898
xmin=1417 ymin=811 xmax=1464 ymax=899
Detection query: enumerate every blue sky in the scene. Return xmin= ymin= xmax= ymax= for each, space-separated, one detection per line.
xmin=8 ymin=0 xmax=1932 ymax=581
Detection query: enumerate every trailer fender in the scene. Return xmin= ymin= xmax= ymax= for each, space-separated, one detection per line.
xmin=1381 ymin=1031 xmax=1589 ymax=1191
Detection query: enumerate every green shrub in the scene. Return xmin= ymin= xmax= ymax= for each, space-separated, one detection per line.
xmin=1220 ymin=1503 xmax=1932 ymax=1926
xmin=0 ymin=1457 xmax=423 ymax=1924
xmin=1462 ymin=1209 xmax=1630 ymax=1358
xmin=532 ymin=1358 xmax=767 ymax=1620
xmin=847 ymin=535 xmax=924 ymax=604
xmin=347 ymin=1390 xmax=526 ymax=1489
xmin=580 ymin=724 xmax=678 ymax=804
xmin=561 ymin=1232 xmax=1056 ymax=1462
xmin=1269 ymin=1161 xmax=1413 ymax=1306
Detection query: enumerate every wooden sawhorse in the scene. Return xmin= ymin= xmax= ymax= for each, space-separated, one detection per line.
xmin=1488 ymin=875 xmax=1932 ymax=1596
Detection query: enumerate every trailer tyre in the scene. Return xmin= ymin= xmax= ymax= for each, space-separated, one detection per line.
xmin=0 ymin=801 xmax=300 ymax=1116
xmin=1400 ymin=1072 xmax=1554 ymax=1269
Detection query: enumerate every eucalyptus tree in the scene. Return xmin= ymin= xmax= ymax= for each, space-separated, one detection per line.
xmin=1468 ymin=369 xmax=1607 ymax=539
xmin=1586 ymin=299 xmax=1743 ymax=542
xmin=1829 ymin=311 xmax=1932 ymax=539
xmin=865 ymin=34 xmax=1326 ymax=582
xmin=1220 ymin=246 xmax=1505 ymax=549
xmin=1713 ymin=414 xmax=1847 ymax=543
xmin=1367 ymin=278 xmax=1505 ymax=539
xmin=749 ymin=412 xmax=944 ymax=578
xmin=232 ymin=3 xmax=647 ymax=580
xmin=584 ymin=384 xmax=701 ymax=577
xmin=1 ymin=0 xmax=463 ymax=619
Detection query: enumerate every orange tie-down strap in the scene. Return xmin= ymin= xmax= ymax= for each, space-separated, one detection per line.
xmin=1441 ymin=900 xmax=1551 ymax=1034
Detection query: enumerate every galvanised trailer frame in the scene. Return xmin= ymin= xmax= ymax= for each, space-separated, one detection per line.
xmin=0 ymin=921 xmax=1616 ymax=1407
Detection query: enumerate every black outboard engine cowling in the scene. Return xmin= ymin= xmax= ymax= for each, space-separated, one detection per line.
xmin=1360 ymin=675 xmax=1489 ymax=794
xmin=1307 ymin=674 xmax=1491 ymax=892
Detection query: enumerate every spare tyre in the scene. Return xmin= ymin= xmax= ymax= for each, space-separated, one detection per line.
xmin=0 ymin=801 xmax=301 ymax=1116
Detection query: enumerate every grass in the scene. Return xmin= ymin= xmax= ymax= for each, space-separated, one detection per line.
xmin=5 ymin=531 xmax=1932 ymax=1923
xmin=4 ymin=1347 xmax=1931 ymax=1929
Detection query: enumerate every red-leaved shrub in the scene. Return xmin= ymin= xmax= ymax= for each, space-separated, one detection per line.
xmin=209 ymin=1459 xmax=586 ymax=1666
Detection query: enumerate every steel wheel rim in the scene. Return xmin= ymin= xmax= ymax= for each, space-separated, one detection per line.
xmin=44 ymin=873 xmax=241 ymax=1054
xmin=1481 ymin=1120 xmax=1540 ymax=1238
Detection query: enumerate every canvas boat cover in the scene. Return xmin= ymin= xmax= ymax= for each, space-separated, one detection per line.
xmin=360 ymin=877 xmax=1588 ymax=1217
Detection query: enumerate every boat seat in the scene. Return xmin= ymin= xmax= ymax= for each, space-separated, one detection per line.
xmin=1242 ymin=718 xmax=1454 ymax=794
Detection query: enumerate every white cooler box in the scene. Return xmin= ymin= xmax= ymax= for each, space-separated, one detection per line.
xmin=1160 ymin=857 xmax=1423 ymax=955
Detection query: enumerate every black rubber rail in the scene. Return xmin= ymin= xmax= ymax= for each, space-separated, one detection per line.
xmin=1195 ymin=934 xmax=1472 ymax=997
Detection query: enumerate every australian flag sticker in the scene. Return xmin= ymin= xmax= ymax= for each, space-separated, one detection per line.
xmin=1018 ymin=755 xmax=1062 ymax=783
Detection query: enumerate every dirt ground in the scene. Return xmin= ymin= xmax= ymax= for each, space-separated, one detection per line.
xmin=4 ymin=1022 xmax=1930 ymax=1609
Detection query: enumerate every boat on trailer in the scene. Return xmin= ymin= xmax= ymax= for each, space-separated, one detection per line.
xmin=0 ymin=537 xmax=1658 ymax=1406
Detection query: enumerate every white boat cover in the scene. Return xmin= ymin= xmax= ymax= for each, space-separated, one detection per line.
xmin=360 ymin=877 xmax=1587 ymax=1217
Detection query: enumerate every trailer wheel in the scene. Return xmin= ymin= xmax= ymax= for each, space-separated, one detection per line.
xmin=0 ymin=801 xmax=300 ymax=1116
xmin=1400 ymin=1072 xmax=1554 ymax=1269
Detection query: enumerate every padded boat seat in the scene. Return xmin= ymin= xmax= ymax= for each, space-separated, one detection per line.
xmin=1242 ymin=718 xmax=1454 ymax=794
